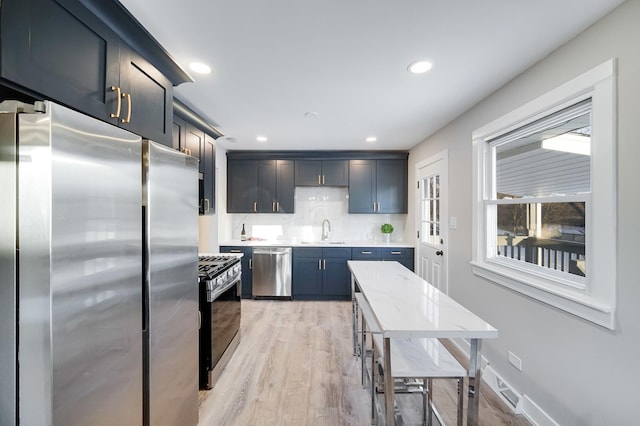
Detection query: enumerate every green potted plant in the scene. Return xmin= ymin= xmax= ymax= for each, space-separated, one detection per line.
xmin=380 ymin=223 xmax=394 ymax=243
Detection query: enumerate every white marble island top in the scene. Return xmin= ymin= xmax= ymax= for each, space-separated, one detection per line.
xmin=348 ymin=260 xmax=498 ymax=339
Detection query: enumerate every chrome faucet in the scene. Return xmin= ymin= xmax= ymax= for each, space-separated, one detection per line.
xmin=321 ymin=219 xmax=331 ymax=241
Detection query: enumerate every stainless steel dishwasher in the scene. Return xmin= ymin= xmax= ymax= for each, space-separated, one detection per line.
xmin=252 ymin=247 xmax=292 ymax=298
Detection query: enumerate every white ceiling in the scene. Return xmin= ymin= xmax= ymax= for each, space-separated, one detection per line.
xmin=118 ymin=0 xmax=623 ymax=151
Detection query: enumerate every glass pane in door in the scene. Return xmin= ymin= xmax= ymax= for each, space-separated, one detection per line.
xmin=421 ymin=175 xmax=441 ymax=246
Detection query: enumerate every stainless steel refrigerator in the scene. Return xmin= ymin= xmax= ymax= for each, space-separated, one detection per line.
xmin=0 ymin=100 xmax=199 ymax=425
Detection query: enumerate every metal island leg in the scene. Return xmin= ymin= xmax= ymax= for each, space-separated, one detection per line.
xmin=384 ymin=336 xmax=395 ymax=425
xmin=467 ymin=338 xmax=483 ymax=426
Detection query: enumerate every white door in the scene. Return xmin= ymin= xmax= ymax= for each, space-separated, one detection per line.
xmin=416 ymin=151 xmax=448 ymax=293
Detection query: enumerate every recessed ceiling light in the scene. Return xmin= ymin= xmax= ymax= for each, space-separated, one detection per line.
xmin=366 ymin=136 xmax=377 ymax=143
xmin=407 ymin=60 xmax=432 ymax=74
xmin=189 ymin=62 xmax=212 ymax=74
xmin=256 ymin=136 xmax=268 ymax=142
xmin=304 ymin=111 xmax=319 ymax=118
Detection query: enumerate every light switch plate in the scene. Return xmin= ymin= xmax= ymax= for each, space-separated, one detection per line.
xmin=449 ymin=216 xmax=457 ymax=229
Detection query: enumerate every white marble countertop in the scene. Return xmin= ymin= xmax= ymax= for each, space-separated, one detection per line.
xmin=219 ymin=239 xmax=414 ymax=248
xmin=348 ymin=260 xmax=498 ymax=339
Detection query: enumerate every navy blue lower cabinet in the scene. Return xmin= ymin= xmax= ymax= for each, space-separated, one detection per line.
xmin=352 ymin=247 xmax=415 ymax=272
xmin=292 ymin=257 xmax=323 ymax=297
xmin=351 ymin=247 xmax=381 ymax=260
xmin=321 ymin=248 xmax=351 ymax=299
xmin=321 ymin=257 xmax=351 ymax=299
xmin=293 ymin=247 xmax=350 ymax=300
xmin=220 ymin=246 xmax=253 ymax=298
xmin=380 ymin=248 xmax=415 ymax=272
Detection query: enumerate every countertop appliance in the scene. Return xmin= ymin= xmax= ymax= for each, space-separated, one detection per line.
xmin=0 ymin=101 xmax=199 ymax=426
xmin=252 ymin=247 xmax=292 ymax=298
xmin=198 ymin=255 xmax=242 ymax=389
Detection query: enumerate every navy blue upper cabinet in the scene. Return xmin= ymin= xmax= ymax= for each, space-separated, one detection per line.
xmin=349 ymin=159 xmax=407 ymax=213
xmin=227 ymin=160 xmax=259 ymax=213
xmin=228 ymin=159 xmax=294 ymax=213
xmin=295 ymin=160 xmax=348 ymax=186
xmin=1 ymin=0 xmax=120 ymax=120
xmin=376 ymin=159 xmax=408 ymax=214
xmin=117 ymin=46 xmax=172 ymax=145
xmin=202 ymin=134 xmax=216 ymax=215
xmin=348 ymin=160 xmax=376 ymax=213
xmin=172 ymin=115 xmax=187 ymax=152
xmin=275 ymin=160 xmax=295 ymax=212
xmin=185 ymin=125 xmax=204 ymax=172
xmin=0 ymin=0 xmax=173 ymax=146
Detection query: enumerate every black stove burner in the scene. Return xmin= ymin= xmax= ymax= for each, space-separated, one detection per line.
xmin=198 ymin=255 xmax=240 ymax=280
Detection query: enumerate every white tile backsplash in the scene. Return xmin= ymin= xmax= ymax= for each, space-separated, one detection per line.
xmin=229 ymin=187 xmax=406 ymax=243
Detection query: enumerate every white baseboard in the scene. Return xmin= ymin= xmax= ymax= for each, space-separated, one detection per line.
xmin=447 ymin=338 xmax=558 ymax=426
xmin=521 ymin=395 xmax=559 ymax=426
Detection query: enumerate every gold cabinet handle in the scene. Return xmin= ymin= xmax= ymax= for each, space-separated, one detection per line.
xmin=272 ymin=201 xmax=276 ymax=212
xmin=121 ymin=92 xmax=132 ymax=123
xmin=249 ymin=258 xmax=253 ymax=269
xmin=110 ymin=86 xmax=121 ymax=118
xmin=253 ymin=202 xmax=257 ymax=212
xmin=318 ymin=175 xmax=321 ymax=185
xmin=204 ymin=199 xmax=210 ymax=213
xmin=318 ymin=259 xmax=322 ymax=270
xmin=322 ymin=175 xmax=325 ymax=185
xmin=276 ymin=201 xmax=280 ymax=212
xmin=323 ymin=259 xmax=326 ymax=270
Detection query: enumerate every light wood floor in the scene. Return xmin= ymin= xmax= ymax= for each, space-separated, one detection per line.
xmin=198 ymin=300 xmax=531 ymax=426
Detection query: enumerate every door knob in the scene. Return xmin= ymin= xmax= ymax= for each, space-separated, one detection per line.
xmin=435 ymin=250 xmax=444 ymax=256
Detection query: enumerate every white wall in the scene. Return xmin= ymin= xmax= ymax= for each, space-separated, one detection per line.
xmin=408 ymin=1 xmax=639 ymax=424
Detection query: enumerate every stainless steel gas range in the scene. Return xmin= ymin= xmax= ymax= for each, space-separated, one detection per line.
xmin=198 ymin=255 xmax=242 ymax=389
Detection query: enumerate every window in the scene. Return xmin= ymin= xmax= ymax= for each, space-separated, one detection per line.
xmin=472 ymin=60 xmax=616 ymax=329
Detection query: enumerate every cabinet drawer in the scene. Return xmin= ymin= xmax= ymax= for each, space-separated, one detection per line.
xmin=323 ymin=247 xmax=351 ymax=258
xmin=351 ymin=247 xmax=380 ymax=259
xmin=293 ymin=247 xmax=322 ymax=258
xmin=380 ymin=248 xmax=413 ymax=258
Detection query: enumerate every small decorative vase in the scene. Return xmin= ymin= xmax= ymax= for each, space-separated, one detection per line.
xmin=383 ymin=233 xmax=391 ymax=243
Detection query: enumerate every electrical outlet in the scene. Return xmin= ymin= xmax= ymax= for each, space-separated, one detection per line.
xmin=508 ymin=350 xmax=522 ymax=371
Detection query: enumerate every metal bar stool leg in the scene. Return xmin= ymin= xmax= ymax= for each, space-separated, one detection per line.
xmin=426 ymin=378 xmax=433 ymax=426
xmin=457 ymin=377 xmax=464 ymax=426
xmin=371 ymin=343 xmax=377 ymax=424
xmin=361 ymin=313 xmax=367 ymax=387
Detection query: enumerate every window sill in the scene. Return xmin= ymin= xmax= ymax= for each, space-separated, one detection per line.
xmin=470 ymin=260 xmax=614 ymax=330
